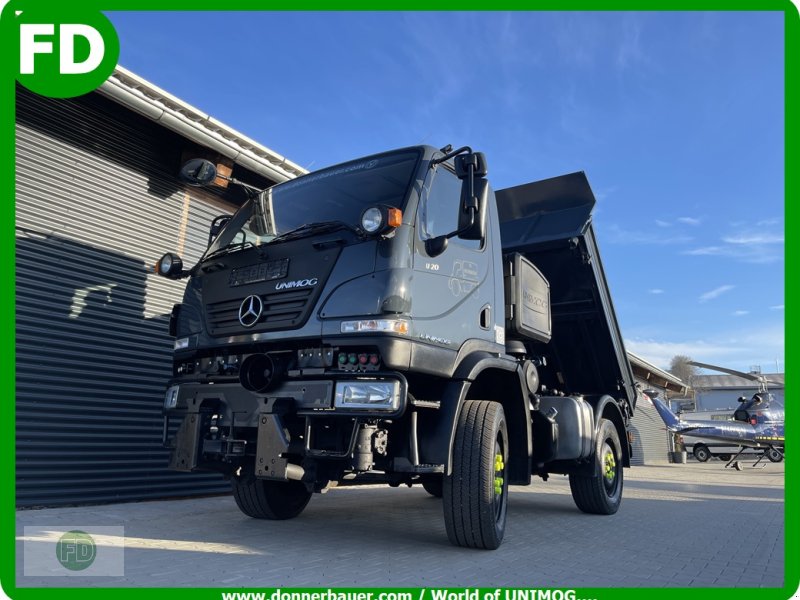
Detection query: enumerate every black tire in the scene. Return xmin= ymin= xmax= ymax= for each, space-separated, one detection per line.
xmin=569 ymin=418 xmax=623 ymax=515
xmin=693 ymin=444 xmax=711 ymax=462
xmin=767 ymin=447 xmax=784 ymax=463
xmin=422 ymin=478 xmax=443 ymax=498
xmin=232 ymin=470 xmax=312 ymax=520
xmin=443 ymin=400 xmax=508 ymax=550
xmin=717 ymin=454 xmax=731 ymax=462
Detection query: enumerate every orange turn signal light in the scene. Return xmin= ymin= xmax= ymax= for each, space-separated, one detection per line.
xmin=387 ymin=208 xmax=403 ymax=228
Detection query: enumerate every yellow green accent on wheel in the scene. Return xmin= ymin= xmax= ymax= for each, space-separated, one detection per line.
xmin=494 ymin=454 xmax=504 ymax=472
xmin=494 ymin=476 xmax=503 ymax=495
xmin=603 ymin=451 xmax=616 ymax=481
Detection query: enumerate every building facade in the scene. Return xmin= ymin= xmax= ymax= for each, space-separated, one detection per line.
xmin=15 ymin=69 xmax=305 ymax=506
xmin=627 ymin=352 xmax=688 ymax=465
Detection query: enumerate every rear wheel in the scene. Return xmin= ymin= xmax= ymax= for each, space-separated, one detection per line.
xmin=443 ymin=400 xmax=508 ymax=550
xmin=767 ymin=447 xmax=784 ymax=463
xmin=232 ymin=469 xmax=312 ymax=520
xmin=717 ymin=454 xmax=731 ymax=462
xmin=569 ymin=418 xmax=623 ymax=515
xmin=693 ymin=444 xmax=711 ymax=462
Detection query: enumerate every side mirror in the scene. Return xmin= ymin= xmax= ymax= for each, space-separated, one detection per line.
xmin=179 ymin=158 xmax=218 ymax=187
xmin=424 ymin=235 xmax=449 ymax=257
xmin=208 ymin=215 xmax=231 ymax=246
xmin=457 ymin=177 xmax=489 ymax=241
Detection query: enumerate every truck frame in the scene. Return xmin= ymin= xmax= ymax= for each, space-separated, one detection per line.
xmin=158 ymin=145 xmax=636 ymax=549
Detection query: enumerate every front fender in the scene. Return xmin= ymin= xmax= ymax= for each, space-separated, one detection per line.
xmin=418 ymin=352 xmax=531 ymax=482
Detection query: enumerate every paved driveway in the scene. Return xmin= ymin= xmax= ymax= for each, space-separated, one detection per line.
xmin=15 ymin=461 xmax=785 ymax=588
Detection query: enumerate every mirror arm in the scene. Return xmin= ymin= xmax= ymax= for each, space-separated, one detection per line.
xmin=429 ymin=145 xmax=472 ymax=167
xmin=216 ymin=173 xmax=263 ymax=196
xmin=424 ymin=204 xmax=477 ymax=257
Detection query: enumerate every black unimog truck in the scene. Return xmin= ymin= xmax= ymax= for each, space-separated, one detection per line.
xmin=158 ymin=145 xmax=636 ymax=549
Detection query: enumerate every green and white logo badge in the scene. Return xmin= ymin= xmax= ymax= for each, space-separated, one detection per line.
xmin=56 ymin=530 xmax=97 ymax=571
xmin=15 ymin=9 xmax=119 ymax=98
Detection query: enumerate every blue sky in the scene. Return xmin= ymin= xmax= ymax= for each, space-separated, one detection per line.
xmin=109 ymin=11 xmax=785 ymax=375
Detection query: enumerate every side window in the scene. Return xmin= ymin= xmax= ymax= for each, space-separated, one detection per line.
xmin=420 ymin=167 xmax=482 ymax=251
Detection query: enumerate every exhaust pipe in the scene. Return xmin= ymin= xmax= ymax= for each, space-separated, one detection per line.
xmin=285 ymin=464 xmax=305 ymax=481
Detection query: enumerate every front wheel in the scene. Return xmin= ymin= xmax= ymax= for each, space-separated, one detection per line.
xmin=569 ymin=418 xmax=623 ymax=515
xmin=693 ymin=444 xmax=711 ymax=462
xmin=443 ymin=400 xmax=508 ymax=549
xmin=232 ymin=470 xmax=312 ymax=520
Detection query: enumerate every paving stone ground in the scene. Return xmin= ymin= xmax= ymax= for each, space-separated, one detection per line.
xmin=15 ymin=461 xmax=785 ymax=588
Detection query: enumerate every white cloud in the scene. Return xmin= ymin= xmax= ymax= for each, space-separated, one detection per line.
xmin=699 ymin=285 xmax=735 ymax=302
xmin=684 ymin=244 xmax=783 ymax=264
xmin=722 ymin=232 xmax=784 ymax=245
xmin=732 ymin=310 xmax=749 ymax=316
xmin=683 ymin=222 xmax=784 ymax=264
xmin=648 ymin=288 xmax=664 ymax=295
xmin=770 ymin=304 xmax=785 ymax=311
xmin=624 ymin=339 xmax=736 ymax=371
xmin=677 ymin=216 xmax=702 ymax=226
xmin=604 ymin=224 xmax=693 ymax=245
xmin=616 ymin=16 xmax=649 ymax=70
xmin=625 ymin=325 xmax=785 ymax=373
xmin=655 ymin=219 xmax=671 ymax=228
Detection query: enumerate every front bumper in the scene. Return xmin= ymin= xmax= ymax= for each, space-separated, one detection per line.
xmin=162 ymin=374 xmax=407 ymax=475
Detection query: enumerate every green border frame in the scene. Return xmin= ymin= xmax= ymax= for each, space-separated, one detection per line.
xmin=1 ymin=2 xmax=795 ymax=599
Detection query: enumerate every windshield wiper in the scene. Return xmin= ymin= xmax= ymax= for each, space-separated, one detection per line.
xmin=202 ymin=240 xmax=256 ymax=262
xmin=268 ymin=221 xmax=363 ymax=245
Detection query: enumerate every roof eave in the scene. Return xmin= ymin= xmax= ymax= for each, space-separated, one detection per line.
xmin=97 ymin=65 xmax=308 ymax=184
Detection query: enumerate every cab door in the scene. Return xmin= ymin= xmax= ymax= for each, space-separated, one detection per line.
xmin=409 ymin=164 xmax=495 ymax=349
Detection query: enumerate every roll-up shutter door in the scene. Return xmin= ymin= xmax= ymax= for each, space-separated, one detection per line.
xmin=15 ymin=86 xmax=269 ymax=506
xmin=629 ymin=392 xmax=671 ymax=465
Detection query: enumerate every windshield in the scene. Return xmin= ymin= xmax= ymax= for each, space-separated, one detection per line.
xmin=203 ymin=149 xmax=421 ymax=259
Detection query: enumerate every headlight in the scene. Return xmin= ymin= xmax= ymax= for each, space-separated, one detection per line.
xmin=174 ymin=337 xmax=190 ymax=350
xmin=360 ymin=206 xmax=402 ymax=235
xmin=334 ymin=381 xmax=400 ymax=411
xmin=361 ymin=207 xmax=383 ymax=233
xmin=156 ymin=252 xmax=184 ymax=278
xmin=341 ymin=319 xmax=409 ymax=334
xmin=164 ymin=385 xmax=180 ymax=409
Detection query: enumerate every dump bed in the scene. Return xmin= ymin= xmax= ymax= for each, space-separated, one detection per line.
xmin=496 ymin=172 xmax=636 ymax=416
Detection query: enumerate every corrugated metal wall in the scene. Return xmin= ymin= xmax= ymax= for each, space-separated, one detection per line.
xmin=629 ymin=390 xmax=670 ymax=465
xmin=15 ymin=87 xmax=256 ymax=506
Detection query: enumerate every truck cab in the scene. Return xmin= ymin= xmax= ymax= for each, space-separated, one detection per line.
xmin=158 ymin=144 xmax=636 ymax=549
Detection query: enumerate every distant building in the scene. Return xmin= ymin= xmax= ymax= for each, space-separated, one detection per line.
xmin=691 ymin=373 xmax=785 ymax=411
xmin=627 ymin=352 xmax=688 ymax=464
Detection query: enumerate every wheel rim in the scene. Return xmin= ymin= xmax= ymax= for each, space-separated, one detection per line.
xmin=602 ymin=441 xmax=619 ymax=494
xmin=493 ymin=435 xmax=507 ymax=522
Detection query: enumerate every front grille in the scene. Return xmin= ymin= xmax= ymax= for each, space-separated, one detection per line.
xmin=206 ymin=288 xmax=315 ymax=335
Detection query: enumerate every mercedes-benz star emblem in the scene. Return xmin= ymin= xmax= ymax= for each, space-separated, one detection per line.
xmin=238 ymin=295 xmax=263 ymax=328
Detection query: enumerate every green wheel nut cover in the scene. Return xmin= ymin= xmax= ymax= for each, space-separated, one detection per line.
xmin=604 ymin=451 xmax=616 ymax=480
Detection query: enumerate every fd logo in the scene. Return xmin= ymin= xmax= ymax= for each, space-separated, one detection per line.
xmin=15 ymin=9 xmax=120 ymax=98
